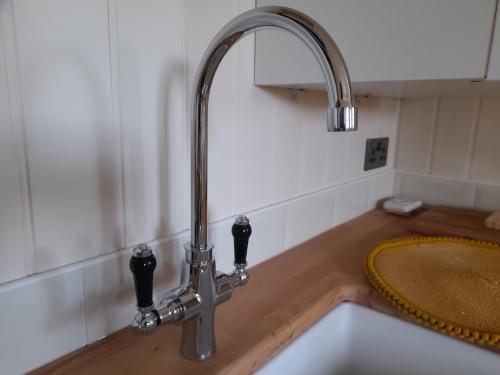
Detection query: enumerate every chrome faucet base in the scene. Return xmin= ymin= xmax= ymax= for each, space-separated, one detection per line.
xmin=132 ymin=242 xmax=249 ymax=360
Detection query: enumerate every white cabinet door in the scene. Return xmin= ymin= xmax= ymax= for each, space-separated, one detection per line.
xmin=255 ymin=0 xmax=496 ymax=85
xmin=487 ymin=5 xmax=500 ymax=79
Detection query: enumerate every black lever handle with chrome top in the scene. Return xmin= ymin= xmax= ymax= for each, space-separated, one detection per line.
xmin=232 ymin=215 xmax=251 ymax=266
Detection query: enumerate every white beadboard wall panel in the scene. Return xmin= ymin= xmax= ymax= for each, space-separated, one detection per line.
xmin=13 ymin=0 xmax=124 ymax=271
xmin=299 ymin=90 xmax=329 ymax=193
xmin=0 ymin=269 xmax=85 ymax=375
xmin=470 ymin=98 xmax=500 ymax=185
xmin=269 ymin=89 xmax=304 ymax=202
xmin=334 ymin=179 xmax=370 ymax=226
xmin=117 ymin=0 xmax=188 ymax=246
xmin=346 ymin=98 xmax=400 ymax=180
xmin=487 ymin=3 xmax=500 ymax=80
xmin=326 ymin=130 xmax=349 ymax=186
xmin=397 ymin=97 xmax=500 ymax=201
xmin=431 ymin=98 xmax=477 ymax=179
xmin=394 ymin=171 xmax=476 ymax=208
xmin=396 ymin=98 xmax=436 ymax=174
xmin=232 ymin=35 xmax=275 ymax=213
xmin=379 ymin=99 xmax=400 ymax=172
xmin=0 ymin=8 xmax=32 ymax=283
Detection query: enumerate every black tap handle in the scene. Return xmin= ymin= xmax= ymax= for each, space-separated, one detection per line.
xmin=129 ymin=244 xmax=156 ymax=309
xmin=232 ymin=215 xmax=252 ymax=266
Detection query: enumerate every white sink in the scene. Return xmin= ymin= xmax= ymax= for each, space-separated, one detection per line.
xmin=257 ymin=303 xmax=500 ymax=375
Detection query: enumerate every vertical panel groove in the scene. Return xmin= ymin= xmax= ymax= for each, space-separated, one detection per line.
xmin=484 ymin=0 xmax=499 ymax=78
xmin=106 ymin=0 xmax=127 ymax=248
xmin=182 ymin=0 xmax=191 ymax=231
xmin=427 ymin=98 xmax=440 ymax=175
xmin=0 ymin=0 xmax=36 ymax=276
xmin=392 ymin=98 xmax=403 ymax=172
xmin=465 ymin=98 xmax=482 ymax=180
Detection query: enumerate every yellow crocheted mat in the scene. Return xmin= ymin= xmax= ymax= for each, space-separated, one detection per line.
xmin=365 ymin=237 xmax=500 ymax=347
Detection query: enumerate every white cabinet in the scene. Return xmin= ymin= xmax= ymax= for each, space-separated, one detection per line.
xmin=255 ymin=0 xmax=496 ymax=86
xmin=487 ymin=5 xmax=500 ymax=79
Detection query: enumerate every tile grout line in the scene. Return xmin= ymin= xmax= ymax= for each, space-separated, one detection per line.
xmin=1 ymin=0 xmax=37 ymax=275
xmin=471 ymin=182 xmax=479 ymax=209
xmin=80 ymin=268 xmax=89 ymax=346
xmin=391 ymin=99 xmax=403 ymax=195
xmin=182 ymin=0 xmax=190 ymax=232
xmin=483 ymin=0 xmax=499 ymax=79
xmin=465 ymin=98 xmax=481 ymax=181
xmin=233 ymin=1 xmax=243 ymax=217
xmin=426 ymin=98 xmax=440 ymax=175
xmin=392 ymin=98 xmax=403 ymax=171
xmin=105 ymin=0 xmax=127 ymax=252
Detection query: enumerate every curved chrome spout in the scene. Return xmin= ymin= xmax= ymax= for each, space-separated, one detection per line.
xmin=191 ymin=6 xmax=358 ymax=249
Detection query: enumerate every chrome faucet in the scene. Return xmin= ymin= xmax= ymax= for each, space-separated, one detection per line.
xmin=129 ymin=6 xmax=357 ymax=361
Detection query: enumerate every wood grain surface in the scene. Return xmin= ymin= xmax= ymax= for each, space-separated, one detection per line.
xmin=408 ymin=206 xmax=500 ymax=244
xmin=29 ymin=209 xmax=439 ymax=375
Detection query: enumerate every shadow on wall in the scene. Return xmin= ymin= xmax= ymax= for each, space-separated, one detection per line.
xmin=81 ymin=238 xmax=182 ymax=340
xmin=157 ymin=61 xmax=187 ymax=240
xmin=35 ymin=50 xmax=185 ymax=338
xmin=27 ymin=49 xmax=120 ymax=337
xmin=122 ymin=45 xmax=188 ymax=245
xmin=32 ymin=49 xmax=123 ymax=271
xmin=80 ymin=52 xmax=187 ymax=336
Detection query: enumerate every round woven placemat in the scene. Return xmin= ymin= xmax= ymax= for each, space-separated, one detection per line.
xmin=365 ymin=237 xmax=500 ymax=346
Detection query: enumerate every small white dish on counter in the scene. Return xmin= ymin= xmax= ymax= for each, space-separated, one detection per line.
xmin=383 ymin=197 xmax=423 ymax=216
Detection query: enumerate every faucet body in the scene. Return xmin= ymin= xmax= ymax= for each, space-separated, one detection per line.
xmin=130 ymin=6 xmax=357 ymax=362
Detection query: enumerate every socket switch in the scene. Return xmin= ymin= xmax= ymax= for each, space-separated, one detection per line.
xmin=364 ymin=137 xmax=389 ymax=171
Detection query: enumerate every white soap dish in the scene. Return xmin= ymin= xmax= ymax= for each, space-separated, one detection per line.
xmin=383 ymin=197 xmax=423 ymax=216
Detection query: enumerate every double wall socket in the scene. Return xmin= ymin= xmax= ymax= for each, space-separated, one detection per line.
xmin=364 ymin=137 xmax=389 ymax=171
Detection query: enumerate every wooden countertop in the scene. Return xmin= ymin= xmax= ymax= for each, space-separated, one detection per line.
xmin=32 ymin=209 xmax=416 ymax=375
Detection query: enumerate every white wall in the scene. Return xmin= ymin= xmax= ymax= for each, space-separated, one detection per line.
xmin=0 ymin=0 xmax=399 ymax=283
xmin=395 ymin=97 xmax=500 ymax=210
xmin=0 ymin=1 xmax=399 ymax=373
